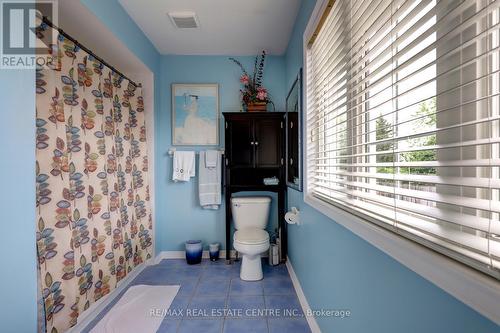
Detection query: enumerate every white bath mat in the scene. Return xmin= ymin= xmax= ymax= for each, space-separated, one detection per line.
xmin=90 ymin=285 xmax=180 ymax=333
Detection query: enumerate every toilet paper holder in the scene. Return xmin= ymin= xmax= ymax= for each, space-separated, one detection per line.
xmin=284 ymin=207 xmax=301 ymax=225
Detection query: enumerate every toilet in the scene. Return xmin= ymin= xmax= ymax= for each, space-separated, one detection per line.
xmin=231 ymin=196 xmax=271 ymax=281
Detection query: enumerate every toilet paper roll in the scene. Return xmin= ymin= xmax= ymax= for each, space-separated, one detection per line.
xmin=285 ymin=211 xmax=298 ymax=224
xmin=284 ymin=207 xmax=300 ymax=225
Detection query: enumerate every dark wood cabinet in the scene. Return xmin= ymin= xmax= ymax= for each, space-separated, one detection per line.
xmin=223 ymin=112 xmax=287 ymax=263
xmin=225 ymin=114 xmax=283 ymax=169
xmin=226 ymin=118 xmax=254 ymax=167
xmin=254 ymin=117 xmax=282 ymax=168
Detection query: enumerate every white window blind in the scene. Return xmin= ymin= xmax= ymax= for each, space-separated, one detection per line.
xmin=306 ymin=0 xmax=500 ymax=279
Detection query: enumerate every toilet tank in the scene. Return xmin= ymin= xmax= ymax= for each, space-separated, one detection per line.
xmin=231 ymin=196 xmax=271 ymax=230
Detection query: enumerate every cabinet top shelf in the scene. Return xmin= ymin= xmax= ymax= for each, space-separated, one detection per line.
xmin=226 ymin=184 xmax=285 ymax=191
xmin=223 ymin=111 xmax=285 ymax=117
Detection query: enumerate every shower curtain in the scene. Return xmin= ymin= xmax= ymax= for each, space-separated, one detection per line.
xmin=35 ymin=24 xmax=153 ymax=332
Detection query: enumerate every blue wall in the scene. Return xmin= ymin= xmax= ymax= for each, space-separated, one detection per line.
xmin=284 ymin=1 xmax=499 ymax=332
xmin=155 ymin=55 xmax=286 ymax=252
xmin=0 ymin=70 xmax=37 ymax=332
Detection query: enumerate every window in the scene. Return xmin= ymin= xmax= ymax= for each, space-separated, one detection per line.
xmin=306 ymin=0 xmax=500 ymax=279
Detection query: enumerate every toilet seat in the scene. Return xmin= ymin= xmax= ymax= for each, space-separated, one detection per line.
xmin=234 ymin=228 xmax=269 ymax=245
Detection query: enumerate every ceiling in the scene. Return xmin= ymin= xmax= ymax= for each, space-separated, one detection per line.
xmin=118 ymin=0 xmax=301 ymax=56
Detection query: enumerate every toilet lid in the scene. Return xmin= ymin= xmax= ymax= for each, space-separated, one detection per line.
xmin=234 ymin=228 xmax=269 ymax=245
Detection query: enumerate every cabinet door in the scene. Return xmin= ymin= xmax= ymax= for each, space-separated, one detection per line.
xmin=254 ymin=117 xmax=282 ymax=168
xmin=227 ymin=118 xmax=254 ymax=167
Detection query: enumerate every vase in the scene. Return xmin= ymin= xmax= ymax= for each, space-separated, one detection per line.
xmin=185 ymin=240 xmax=203 ymax=265
xmin=246 ymin=102 xmax=267 ymax=112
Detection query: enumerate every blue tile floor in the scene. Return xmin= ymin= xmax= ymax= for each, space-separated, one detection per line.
xmin=83 ymin=259 xmax=311 ymax=333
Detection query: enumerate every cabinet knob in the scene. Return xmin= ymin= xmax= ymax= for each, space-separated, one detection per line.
xmin=255 ymin=141 xmax=259 ymax=146
xmin=250 ymin=141 xmax=254 ymax=145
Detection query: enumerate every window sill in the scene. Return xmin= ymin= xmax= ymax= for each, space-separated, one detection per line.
xmin=303 ymin=193 xmax=500 ymax=325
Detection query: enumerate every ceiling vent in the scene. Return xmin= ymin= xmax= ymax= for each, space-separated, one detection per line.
xmin=168 ymin=12 xmax=199 ymax=29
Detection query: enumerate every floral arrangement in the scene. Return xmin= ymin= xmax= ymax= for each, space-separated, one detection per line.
xmin=230 ymin=50 xmax=273 ymax=110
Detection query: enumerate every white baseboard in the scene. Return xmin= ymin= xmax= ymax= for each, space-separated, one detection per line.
xmin=67 ymin=258 xmax=153 ymax=333
xmin=286 ymin=257 xmax=322 ymax=333
xmin=154 ymin=250 xmax=239 ymax=264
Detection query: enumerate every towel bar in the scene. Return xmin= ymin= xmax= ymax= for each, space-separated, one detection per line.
xmin=167 ymin=148 xmax=225 ymax=157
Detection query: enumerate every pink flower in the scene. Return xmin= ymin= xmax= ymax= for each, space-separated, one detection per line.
xmin=240 ymin=75 xmax=249 ymax=85
xmin=256 ymin=87 xmax=267 ymax=101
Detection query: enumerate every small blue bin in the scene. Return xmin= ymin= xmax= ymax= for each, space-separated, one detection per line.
xmin=185 ymin=240 xmax=202 ymax=265
xmin=209 ymin=243 xmax=220 ymax=261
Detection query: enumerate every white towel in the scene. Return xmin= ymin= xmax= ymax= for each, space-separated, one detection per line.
xmin=263 ymin=176 xmax=279 ymax=185
xmin=205 ymin=150 xmax=218 ymax=168
xmin=199 ymin=151 xmax=221 ymax=209
xmin=172 ymin=151 xmax=195 ymax=182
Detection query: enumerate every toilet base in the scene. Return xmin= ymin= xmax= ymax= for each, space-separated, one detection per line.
xmin=240 ymin=255 xmax=263 ymax=281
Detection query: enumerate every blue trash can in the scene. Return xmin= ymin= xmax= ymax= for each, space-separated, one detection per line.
xmin=209 ymin=243 xmax=220 ymax=261
xmin=185 ymin=240 xmax=202 ymax=265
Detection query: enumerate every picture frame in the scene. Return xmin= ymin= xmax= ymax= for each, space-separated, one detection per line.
xmin=172 ymin=83 xmax=220 ymax=146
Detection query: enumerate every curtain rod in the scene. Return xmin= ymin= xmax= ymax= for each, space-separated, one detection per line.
xmin=41 ymin=16 xmax=142 ymax=88
xmin=307 ymin=0 xmax=336 ymax=47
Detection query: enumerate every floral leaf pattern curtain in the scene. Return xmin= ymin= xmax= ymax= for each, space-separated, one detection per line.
xmin=36 ymin=26 xmax=153 ymax=332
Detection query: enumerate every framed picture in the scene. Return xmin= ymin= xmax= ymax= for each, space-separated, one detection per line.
xmin=172 ymin=83 xmax=219 ymax=146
